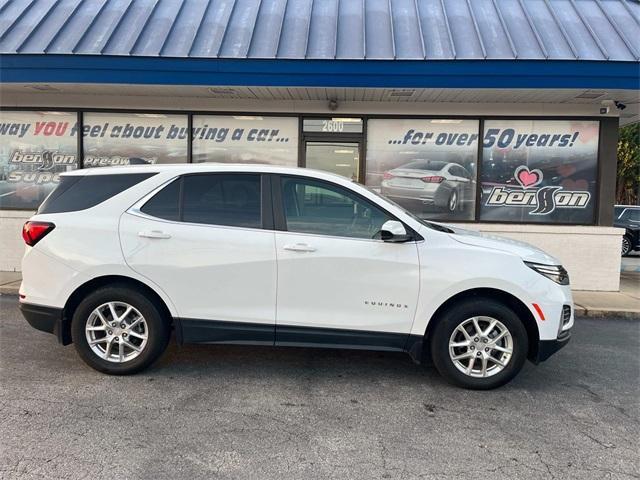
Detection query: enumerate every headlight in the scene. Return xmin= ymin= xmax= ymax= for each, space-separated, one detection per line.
xmin=524 ymin=262 xmax=570 ymax=285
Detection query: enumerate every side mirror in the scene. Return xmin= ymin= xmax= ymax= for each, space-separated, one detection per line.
xmin=378 ymin=220 xmax=412 ymax=243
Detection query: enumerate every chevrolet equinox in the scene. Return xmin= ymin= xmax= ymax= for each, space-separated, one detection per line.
xmin=20 ymin=164 xmax=573 ymax=389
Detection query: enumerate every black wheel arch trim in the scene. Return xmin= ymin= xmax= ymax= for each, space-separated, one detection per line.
xmin=20 ymin=302 xmax=70 ymax=345
xmin=422 ymin=287 xmax=540 ymax=363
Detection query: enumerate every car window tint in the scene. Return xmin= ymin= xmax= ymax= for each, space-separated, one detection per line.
xmin=140 ymin=178 xmax=180 ymax=221
xmin=281 ymin=177 xmax=391 ymax=239
xmin=182 ymin=174 xmax=261 ymax=228
xmin=38 ymin=173 xmax=156 ymax=214
xmin=623 ymin=209 xmax=640 ymax=222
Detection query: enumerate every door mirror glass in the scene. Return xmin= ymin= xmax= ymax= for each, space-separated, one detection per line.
xmin=377 ymin=220 xmax=411 ymax=242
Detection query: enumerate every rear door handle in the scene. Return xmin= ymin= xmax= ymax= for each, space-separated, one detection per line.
xmin=138 ymin=230 xmax=171 ymax=239
xmin=283 ymin=243 xmax=316 ymax=252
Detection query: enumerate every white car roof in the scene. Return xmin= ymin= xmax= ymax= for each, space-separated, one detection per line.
xmin=63 ymin=163 xmax=349 ymax=183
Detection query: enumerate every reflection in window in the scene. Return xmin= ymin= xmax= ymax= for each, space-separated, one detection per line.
xmin=366 ymin=119 xmax=479 ymax=221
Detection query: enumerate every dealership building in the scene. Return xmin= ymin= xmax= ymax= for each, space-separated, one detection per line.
xmin=1 ymin=0 xmax=639 ymax=291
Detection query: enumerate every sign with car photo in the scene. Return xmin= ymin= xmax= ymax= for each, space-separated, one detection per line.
xmin=480 ymin=120 xmax=599 ymax=224
xmin=366 ymin=119 xmax=479 ymax=221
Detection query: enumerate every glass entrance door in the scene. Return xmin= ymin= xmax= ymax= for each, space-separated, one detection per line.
xmin=305 ymin=141 xmax=360 ymax=181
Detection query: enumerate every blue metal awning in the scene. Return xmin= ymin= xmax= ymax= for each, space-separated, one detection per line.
xmin=0 ymin=0 xmax=638 ymax=90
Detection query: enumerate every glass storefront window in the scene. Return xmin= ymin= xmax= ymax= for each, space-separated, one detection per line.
xmin=480 ymin=120 xmax=599 ymax=224
xmin=0 ymin=111 xmax=78 ymax=209
xmin=305 ymin=142 xmax=359 ymax=181
xmin=366 ymin=119 xmax=479 ymax=221
xmin=192 ymin=115 xmax=298 ymax=166
xmin=83 ymin=113 xmax=188 ymax=167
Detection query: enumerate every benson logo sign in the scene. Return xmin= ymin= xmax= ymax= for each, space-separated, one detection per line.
xmin=485 ymin=166 xmax=590 ymax=215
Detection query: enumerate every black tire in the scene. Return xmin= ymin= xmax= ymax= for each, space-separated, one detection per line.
xmin=429 ymin=298 xmax=528 ymax=390
xmin=447 ymin=190 xmax=458 ymax=212
xmin=622 ymin=235 xmax=632 ymax=257
xmin=71 ymin=285 xmax=170 ymax=375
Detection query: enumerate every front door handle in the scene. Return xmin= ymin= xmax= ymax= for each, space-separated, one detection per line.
xmin=138 ymin=230 xmax=172 ymax=239
xmin=283 ymin=243 xmax=316 ymax=252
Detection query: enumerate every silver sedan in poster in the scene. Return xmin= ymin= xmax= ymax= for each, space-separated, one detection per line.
xmin=380 ymin=160 xmax=474 ymax=212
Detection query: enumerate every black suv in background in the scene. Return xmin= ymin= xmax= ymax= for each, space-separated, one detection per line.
xmin=614 ymin=205 xmax=640 ymax=256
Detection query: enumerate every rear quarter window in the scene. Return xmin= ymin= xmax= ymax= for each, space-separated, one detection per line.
xmin=38 ymin=173 xmax=156 ymax=214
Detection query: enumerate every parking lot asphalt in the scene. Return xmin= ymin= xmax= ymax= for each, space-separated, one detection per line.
xmin=1 ymin=295 xmax=638 ymax=480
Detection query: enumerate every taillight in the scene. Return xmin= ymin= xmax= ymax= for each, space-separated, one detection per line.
xmin=383 ymin=171 xmax=394 ymax=180
xmin=421 ymin=176 xmax=445 ymax=183
xmin=22 ymin=221 xmax=55 ymax=246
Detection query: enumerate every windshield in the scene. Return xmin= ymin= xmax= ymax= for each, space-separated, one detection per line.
xmin=363 ymin=185 xmax=454 ymax=233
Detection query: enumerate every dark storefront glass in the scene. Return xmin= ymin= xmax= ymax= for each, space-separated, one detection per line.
xmin=0 ymin=111 xmax=78 ymax=209
xmin=366 ymin=119 xmax=479 ymax=221
xmin=83 ymin=113 xmax=188 ymax=167
xmin=192 ymin=115 xmax=298 ymax=166
xmin=480 ymin=120 xmax=599 ymax=224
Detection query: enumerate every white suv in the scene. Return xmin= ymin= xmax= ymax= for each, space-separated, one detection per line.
xmin=19 ymin=164 xmax=573 ymax=389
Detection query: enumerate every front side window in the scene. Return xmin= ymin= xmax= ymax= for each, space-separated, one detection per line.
xmin=182 ymin=174 xmax=261 ymax=228
xmin=281 ymin=177 xmax=392 ymax=239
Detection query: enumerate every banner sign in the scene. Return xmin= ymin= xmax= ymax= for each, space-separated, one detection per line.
xmin=192 ymin=115 xmax=298 ymax=166
xmin=480 ymin=120 xmax=599 ymax=224
xmin=83 ymin=113 xmax=188 ymax=167
xmin=366 ymin=119 xmax=479 ymax=221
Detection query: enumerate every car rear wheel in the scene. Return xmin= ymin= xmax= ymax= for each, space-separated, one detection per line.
xmin=447 ymin=190 xmax=458 ymax=212
xmin=430 ymin=299 xmax=528 ymax=389
xmin=622 ymin=235 xmax=632 ymax=256
xmin=71 ymin=285 xmax=170 ymax=375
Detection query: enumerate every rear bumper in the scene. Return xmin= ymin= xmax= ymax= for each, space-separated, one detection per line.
xmin=534 ymin=331 xmax=571 ymax=363
xmin=20 ymin=302 xmax=71 ymax=345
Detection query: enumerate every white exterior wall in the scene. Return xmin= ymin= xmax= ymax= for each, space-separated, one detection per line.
xmin=449 ymin=224 xmax=623 ymax=291
xmin=1 ymin=210 xmax=29 ymax=272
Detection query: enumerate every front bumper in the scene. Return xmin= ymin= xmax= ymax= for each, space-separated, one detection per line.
xmin=20 ymin=302 xmax=71 ymax=345
xmin=534 ymin=330 xmax=571 ymax=363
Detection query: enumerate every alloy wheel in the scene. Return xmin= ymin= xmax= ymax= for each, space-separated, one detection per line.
xmin=448 ymin=316 xmax=513 ymax=378
xmin=85 ymin=301 xmax=149 ymax=363
xmin=622 ymin=237 xmax=631 ymax=256
xmin=448 ymin=191 xmax=458 ymax=211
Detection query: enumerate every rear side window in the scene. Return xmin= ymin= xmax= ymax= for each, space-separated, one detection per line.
xmin=182 ymin=174 xmax=261 ymax=228
xmin=140 ymin=179 xmax=181 ymax=221
xmin=140 ymin=174 xmax=262 ymax=228
xmin=38 ymin=173 xmax=156 ymax=214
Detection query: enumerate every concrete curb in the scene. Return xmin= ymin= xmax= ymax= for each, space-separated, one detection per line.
xmin=0 ymin=286 xmax=19 ymax=296
xmin=574 ymin=305 xmax=640 ymax=319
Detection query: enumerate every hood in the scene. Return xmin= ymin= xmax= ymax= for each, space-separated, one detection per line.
xmin=443 ymin=225 xmax=560 ymax=265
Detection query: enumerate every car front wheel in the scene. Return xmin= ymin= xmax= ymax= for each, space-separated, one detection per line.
xmin=71 ymin=285 xmax=170 ymax=375
xmin=622 ymin=235 xmax=632 ymax=256
xmin=430 ymin=299 xmax=528 ymax=389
